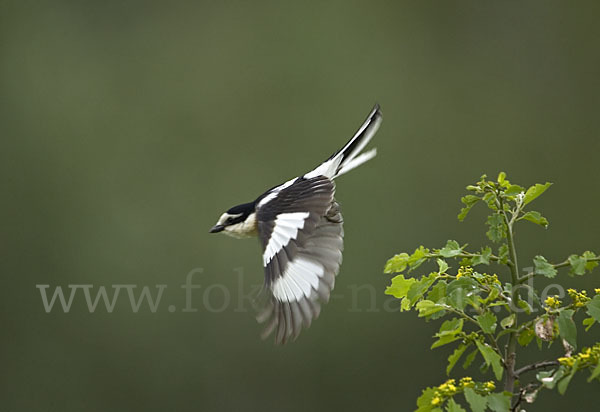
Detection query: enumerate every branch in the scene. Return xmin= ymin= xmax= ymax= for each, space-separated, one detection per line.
xmin=514 ymin=360 xmax=559 ymax=377
xmin=553 ymin=256 xmax=600 ymax=269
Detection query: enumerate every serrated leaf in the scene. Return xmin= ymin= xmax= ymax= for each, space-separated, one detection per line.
xmin=384 ymin=253 xmax=409 ymax=273
xmin=519 ymin=210 xmax=549 ymax=228
xmin=463 ymin=388 xmax=487 ymax=412
xmin=487 ymin=392 xmax=511 ymax=412
xmin=471 ymin=246 xmax=492 ymax=266
xmin=458 ymin=195 xmax=481 ymax=222
xmin=432 ymin=318 xmax=464 ymax=348
xmin=533 ymin=255 xmax=557 ymax=278
xmin=407 ymin=273 xmax=438 ymax=306
xmin=475 ymin=312 xmax=497 ymax=334
xmin=476 ymin=341 xmax=503 ymax=380
xmin=523 ymin=182 xmax=552 ymax=205
xmin=557 ymin=309 xmax=577 ymax=350
xmin=446 ymin=398 xmax=466 ymax=412
xmin=486 ymin=214 xmax=506 ymax=242
xmin=568 ymin=254 xmax=587 ymax=276
xmin=416 ymin=387 xmax=436 ymax=412
xmin=440 ymin=240 xmax=462 ymax=258
xmin=586 ymin=296 xmax=600 ymax=323
xmin=447 ymin=343 xmax=468 ymax=375
xmin=417 ymin=300 xmax=444 ymax=317
xmin=385 ymin=275 xmax=416 ymax=299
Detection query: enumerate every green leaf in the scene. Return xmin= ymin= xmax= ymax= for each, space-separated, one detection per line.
xmin=533 ymin=255 xmax=557 ymax=278
xmin=408 ymin=246 xmax=430 ymax=272
xmin=417 ymin=300 xmax=445 ymax=317
xmin=537 ymin=368 xmax=564 ymax=389
xmin=437 ymin=258 xmax=449 ymax=274
xmin=475 ymin=312 xmax=497 ymax=334
xmin=439 ymin=318 xmax=464 ymax=334
xmin=557 ymin=309 xmax=577 ymax=350
xmin=517 ymin=328 xmax=535 ymax=347
xmin=487 ymin=392 xmax=511 ymax=412
xmin=523 ymin=182 xmax=552 ymax=205
xmin=427 ymin=280 xmax=447 ymax=304
xmin=446 ymin=277 xmax=480 ymax=311
xmin=458 ymin=195 xmax=481 ymax=222
xmin=588 ymin=361 xmax=600 ymax=382
xmin=407 ymin=273 xmax=438 ymax=306
xmin=447 ymin=343 xmax=468 ymax=375
xmin=471 ymin=247 xmax=492 ymax=266
xmin=476 ymin=341 xmax=503 ymax=380
xmin=519 ymin=211 xmax=549 ymax=228
xmin=583 ymin=317 xmax=596 ymax=331
xmin=385 ymin=275 xmax=416 ymax=299
xmin=504 ymin=184 xmax=524 ymax=196
xmin=568 ymin=254 xmax=587 ymax=276
xmin=586 ymin=296 xmax=600 ymax=323
xmin=500 ymin=314 xmax=515 ymax=329
xmin=432 ymin=318 xmax=464 ymax=349
xmin=498 ymin=244 xmax=509 ymax=264
xmin=558 ymin=359 xmax=579 ymax=395
xmin=416 ymin=387 xmax=436 ymax=412
xmin=486 ymin=214 xmax=506 ymax=243
xmin=583 ymin=251 xmax=599 ymax=272
xmin=516 ymin=297 xmax=533 ymax=315
xmin=463 ymin=349 xmax=478 ymax=369
xmin=440 ymin=240 xmax=462 ymax=258
xmin=497 ymin=172 xmax=506 ymax=184
xmin=446 ymin=398 xmax=466 ymax=412
xmin=463 ymin=388 xmax=487 ymax=412
xmin=384 ymin=253 xmax=409 ymax=273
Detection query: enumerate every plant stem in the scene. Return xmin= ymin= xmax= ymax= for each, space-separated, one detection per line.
xmin=514 ymin=360 xmax=559 ymax=377
xmin=499 ymin=197 xmax=520 ymax=395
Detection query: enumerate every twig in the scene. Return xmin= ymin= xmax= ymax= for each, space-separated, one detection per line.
xmin=514 ymin=360 xmax=559 ymax=377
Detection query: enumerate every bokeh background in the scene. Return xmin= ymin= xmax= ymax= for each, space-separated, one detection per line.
xmin=2 ymin=1 xmax=599 ymax=411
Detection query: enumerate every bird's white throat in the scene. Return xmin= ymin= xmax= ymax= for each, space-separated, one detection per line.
xmin=223 ymin=212 xmax=258 ymax=239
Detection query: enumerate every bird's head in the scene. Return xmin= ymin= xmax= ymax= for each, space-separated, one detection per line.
xmin=209 ymin=201 xmax=258 ymax=238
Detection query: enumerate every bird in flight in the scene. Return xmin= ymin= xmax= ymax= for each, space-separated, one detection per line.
xmin=210 ymin=105 xmax=382 ymax=344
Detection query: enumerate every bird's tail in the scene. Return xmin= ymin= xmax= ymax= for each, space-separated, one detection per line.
xmin=306 ymin=104 xmax=382 ymax=179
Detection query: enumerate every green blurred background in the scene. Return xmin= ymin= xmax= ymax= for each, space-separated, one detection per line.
xmin=2 ymin=1 xmax=599 ymax=411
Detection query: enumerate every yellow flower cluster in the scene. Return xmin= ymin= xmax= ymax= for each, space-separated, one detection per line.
xmin=544 ymin=295 xmax=561 ymax=310
xmin=567 ymin=288 xmax=591 ymax=308
xmin=595 ymin=288 xmax=600 ymax=294
xmin=429 ymin=377 xmax=496 ymax=406
xmin=456 ymin=266 xmax=474 ymax=279
xmin=558 ymin=343 xmax=600 ymax=369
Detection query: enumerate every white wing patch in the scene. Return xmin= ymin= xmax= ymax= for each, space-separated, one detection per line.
xmin=262 ymin=212 xmax=310 ymax=265
xmin=257 ymin=177 xmax=297 ymax=208
xmin=272 ymin=256 xmax=324 ymax=301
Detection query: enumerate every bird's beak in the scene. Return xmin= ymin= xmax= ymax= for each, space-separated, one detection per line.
xmin=209 ymin=224 xmax=225 ymax=233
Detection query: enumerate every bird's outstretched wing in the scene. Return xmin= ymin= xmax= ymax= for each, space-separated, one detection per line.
xmin=255 ymin=176 xmax=344 ymax=344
